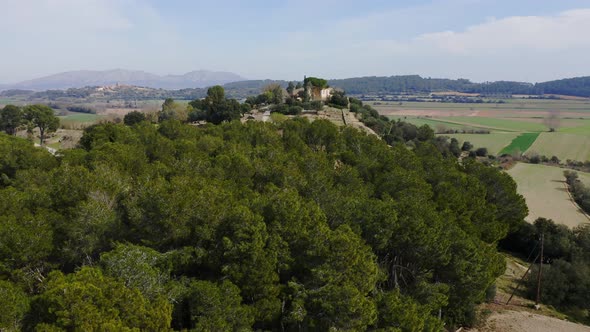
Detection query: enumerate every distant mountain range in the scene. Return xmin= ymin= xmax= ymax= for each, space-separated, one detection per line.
xmin=1 ymin=69 xmax=246 ymax=90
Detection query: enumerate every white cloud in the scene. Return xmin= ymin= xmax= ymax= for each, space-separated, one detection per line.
xmin=416 ymin=9 xmax=590 ymax=54
xmin=249 ymin=6 xmax=590 ymax=82
xmin=0 ymin=0 xmax=190 ymax=82
xmin=1 ymin=1 xmax=590 ymax=83
xmin=0 ymin=0 xmax=133 ymax=32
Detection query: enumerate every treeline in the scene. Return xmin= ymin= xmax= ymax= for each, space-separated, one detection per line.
xmin=5 ymin=81 xmax=289 ymax=102
xmin=0 ymin=116 xmax=527 ymax=330
xmin=328 ymin=75 xmax=590 ymax=98
xmin=564 ymin=171 xmax=590 ymax=214
xmin=536 ymin=77 xmax=590 ymax=97
xmin=65 ymin=105 xmax=96 ymax=114
xmin=0 ymin=104 xmax=60 ymax=144
xmin=500 ymin=218 xmax=590 ymax=323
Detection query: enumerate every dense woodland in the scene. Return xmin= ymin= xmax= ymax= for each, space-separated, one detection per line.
xmin=0 ymin=100 xmax=531 ymax=330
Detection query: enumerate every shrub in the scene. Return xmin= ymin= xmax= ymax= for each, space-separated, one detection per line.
xmin=123 ymin=111 xmax=146 ymax=126
xmin=475 ymin=147 xmax=488 ymax=157
xmin=461 ymin=141 xmax=473 ymax=151
xmin=529 ymin=154 xmax=541 ymax=164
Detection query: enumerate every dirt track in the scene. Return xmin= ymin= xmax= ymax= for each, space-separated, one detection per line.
xmin=474 ymin=309 xmax=590 ymax=332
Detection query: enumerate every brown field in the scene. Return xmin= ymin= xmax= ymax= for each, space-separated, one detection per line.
xmin=372 ymin=99 xmax=590 ymax=121
xmin=380 ymin=109 xmax=480 ymax=117
xmin=496 ymin=117 xmax=590 ymax=127
xmin=507 ymin=163 xmax=590 ymax=228
xmin=476 ymin=110 xmax=590 ymax=119
xmin=380 ymin=108 xmax=590 ymax=119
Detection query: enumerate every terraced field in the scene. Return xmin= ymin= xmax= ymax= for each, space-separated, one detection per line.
xmin=507 ymin=163 xmax=590 ymax=228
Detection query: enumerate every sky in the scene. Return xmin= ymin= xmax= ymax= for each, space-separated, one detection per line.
xmin=1 ymin=0 xmax=590 ymax=83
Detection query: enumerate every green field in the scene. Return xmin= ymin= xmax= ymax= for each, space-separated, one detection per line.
xmin=379 ymin=98 xmax=590 ymax=161
xmin=58 ymin=113 xmax=104 ymax=129
xmin=0 ymin=98 xmax=19 ymax=105
xmin=58 ymin=113 xmax=103 ymax=122
xmin=441 ymin=133 xmax=520 ymax=156
xmin=527 ymin=133 xmax=590 ymax=161
xmin=372 ymin=99 xmax=590 ymax=112
xmin=389 ymin=116 xmax=479 ymax=132
xmin=390 ymin=115 xmax=556 ymax=133
xmin=500 ymin=133 xmax=540 ymax=155
xmin=559 ymin=123 xmax=590 ymax=136
xmin=445 ymin=116 xmax=548 ymax=132
xmin=507 ymin=163 xmax=590 ymax=228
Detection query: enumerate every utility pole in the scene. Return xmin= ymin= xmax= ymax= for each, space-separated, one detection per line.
xmin=535 ymin=232 xmax=544 ymax=307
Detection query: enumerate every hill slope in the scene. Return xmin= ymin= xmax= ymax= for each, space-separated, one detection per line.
xmin=6 ymin=69 xmax=245 ymax=90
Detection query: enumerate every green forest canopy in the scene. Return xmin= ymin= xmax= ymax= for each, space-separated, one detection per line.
xmin=0 ymin=116 xmax=529 ymax=331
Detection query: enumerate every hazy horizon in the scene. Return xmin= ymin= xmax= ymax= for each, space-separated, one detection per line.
xmin=2 ymin=0 xmax=590 ymax=84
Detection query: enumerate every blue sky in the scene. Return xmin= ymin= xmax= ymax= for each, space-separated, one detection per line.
xmin=2 ymin=0 xmax=590 ymax=83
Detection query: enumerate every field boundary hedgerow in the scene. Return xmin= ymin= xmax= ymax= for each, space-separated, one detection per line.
xmin=563 ymin=181 xmax=590 ymax=222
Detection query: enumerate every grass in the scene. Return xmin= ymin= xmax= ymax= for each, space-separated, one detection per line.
xmin=500 ymin=133 xmax=540 ymax=155
xmin=440 ymin=133 xmax=520 ymax=156
xmin=58 ymin=113 xmax=104 ymax=130
xmin=47 ymin=142 xmax=61 ymax=150
xmin=58 ymin=113 xmax=103 ymax=122
xmin=527 ymin=133 xmax=590 ymax=162
xmin=559 ymin=123 xmax=590 ymax=137
xmin=495 ymin=252 xmax=533 ymax=306
xmin=269 ymin=112 xmax=288 ymax=123
xmin=490 ymin=252 xmax=574 ymax=323
xmin=506 ymin=163 xmax=590 ymax=228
